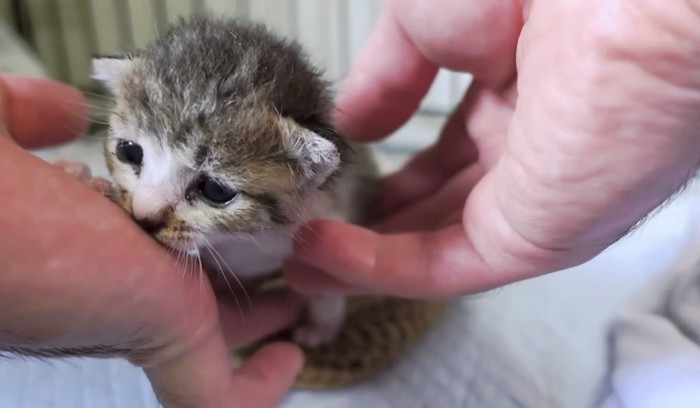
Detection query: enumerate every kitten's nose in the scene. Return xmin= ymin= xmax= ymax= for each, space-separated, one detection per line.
xmin=134 ymin=217 xmax=166 ymax=234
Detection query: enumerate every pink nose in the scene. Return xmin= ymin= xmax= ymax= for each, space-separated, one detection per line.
xmin=134 ymin=217 xmax=165 ymax=234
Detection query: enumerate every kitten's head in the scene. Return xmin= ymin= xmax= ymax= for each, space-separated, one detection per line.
xmin=92 ymin=18 xmax=348 ymax=251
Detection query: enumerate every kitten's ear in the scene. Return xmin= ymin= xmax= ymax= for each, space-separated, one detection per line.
xmin=91 ymin=55 xmax=136 ymax=95
xmin=281 ymin=118 xmax=341 ymax=186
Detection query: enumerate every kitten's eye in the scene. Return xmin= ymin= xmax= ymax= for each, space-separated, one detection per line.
xmin=198 ymin=177 xmax=238 ymax=205
xmin=116 ymin=140 xmax=143 ymax=166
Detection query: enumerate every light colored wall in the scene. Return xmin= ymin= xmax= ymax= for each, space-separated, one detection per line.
xmin=0 ymin=0 xmax=12 ymax=26
xmin=10 ymin=0 xmax=470 ymax=113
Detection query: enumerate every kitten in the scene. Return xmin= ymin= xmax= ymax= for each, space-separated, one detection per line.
xmin=91 ymin=17 xmax=377 ymax=346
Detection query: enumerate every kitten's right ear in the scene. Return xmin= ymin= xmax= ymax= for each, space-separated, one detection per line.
xmin=91 ymin=55 xmax=136 ymax=95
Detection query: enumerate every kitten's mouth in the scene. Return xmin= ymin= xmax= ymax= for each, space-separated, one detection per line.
xmin=130 ymin=216 xmax=201 ymax=252
xmin=151 ymin=232 xmax=202 ymax=254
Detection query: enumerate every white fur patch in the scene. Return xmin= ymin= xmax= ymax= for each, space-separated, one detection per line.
xmin=279 ymin=117 xmax=340 ymax=186
xmin=295 ymin=294 xmax=346 ymax=347
xmin=91 ymin=57 xmax=135 ymax=95
xmin=201 ymin=229 xmax=293 ymax=278
xmin=130 ymin=138 xmax=183 ymax=220
xmin=305 ymin=133 xmax=340 ymax=183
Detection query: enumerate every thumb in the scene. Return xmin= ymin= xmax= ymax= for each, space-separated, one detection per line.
xmin=0 ymin=75 xmax=89 ymax=148
xmin=231 ymin=343 xmax=304 ymax=408
xmin=144 ymin=327 xmax=302 ymax=408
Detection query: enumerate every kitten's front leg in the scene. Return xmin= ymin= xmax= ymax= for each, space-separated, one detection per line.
xmin=294 ymin=294 xmax=346 ymax=347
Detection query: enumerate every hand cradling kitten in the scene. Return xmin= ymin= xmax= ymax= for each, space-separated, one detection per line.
xmin=63 ymin=16 xmax=377 ymax=347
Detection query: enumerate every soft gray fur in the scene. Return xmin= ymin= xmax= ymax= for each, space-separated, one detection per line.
xmin=108 ymin=17 xmax=349 ymax=159
xmin=92 ymin=16 xmax=378 ymax=346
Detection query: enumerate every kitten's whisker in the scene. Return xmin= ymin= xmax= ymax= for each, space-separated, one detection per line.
xmin=54 ymin=121 xmax=93 ymax=138
xmin=57 ymin=100 xmax=114 ymax=118
xmin=54 ymin=110 xmax=112 ymax=127
xmin=202 ymin=239 xmax=247 ymax=318
xmin=238 ymin=232 xmax=264 ymax=252
xmin=204 ymin=237 xmax=250 ymax=294
xmin=174 ymin=248 xmax=183 ymax=273
xmin=167 ymin=246 xmax=187 ymax=285
xmin=290 ymin=229 xmax=311 ymax=249
xmin=203 ymin=237 xmax=251 ymax=309
xmin=193 ymin=240 xmax=206 ymax=299
xmin=178 ymin=249 xmax=189 ymax=286
xmin=184 ymin=247 xmax=191 ymax=279
xmin=58 ymin=96 xmax=113 ymax=109
xmin=204 ymin=243 xmax=242 ymax=317
xmin=81 ymin=90 xmax=115 ymax=101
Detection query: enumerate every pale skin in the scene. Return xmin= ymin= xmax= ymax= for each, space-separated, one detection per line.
xmin=0 ymin=75 xmax=305 ymax=407
xmin=284 ymin=0 xmax=700 ymax=297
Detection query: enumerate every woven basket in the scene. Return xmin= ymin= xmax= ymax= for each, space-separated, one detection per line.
xmin=235 ymin=295 xmax=449 ymax=390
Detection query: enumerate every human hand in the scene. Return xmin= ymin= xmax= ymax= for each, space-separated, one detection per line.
xmin=52 ymin=160 xmax=115 ymax=196
xmin=285 ymin=0 xmax=700 ymax=297
xmin=0 ymin=75 xmax=304 ymax=407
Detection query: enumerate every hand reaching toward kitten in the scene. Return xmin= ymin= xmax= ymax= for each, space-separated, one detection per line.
xmin=285 ymin=0 xmax=700 ymax=297
xmin=0 ymin=75 xmax=303 ymax=407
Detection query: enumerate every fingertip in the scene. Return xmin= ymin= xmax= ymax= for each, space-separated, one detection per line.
xmin=293 ymin=219 xmax=374 ymax=255
xmin=332 ymin=3 xmax=438 ymax=142
xmin=291 ymin=220 xmax=381 ymax=294
xmin=219 ymin=290 xmax=305 ymax=349
xmin=266 ymin=342 xmax=305 ymax=376
xmin=291 ymin=220 xmax=337 ymax=256
xmin=0 ymin=75 xmax=89 ymax=148
xmin=238 ymin=342 xmax=304 ymax=383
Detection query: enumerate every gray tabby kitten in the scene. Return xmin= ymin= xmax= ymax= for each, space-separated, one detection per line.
xmin=92 ymin=17 xmax=377 ymax=346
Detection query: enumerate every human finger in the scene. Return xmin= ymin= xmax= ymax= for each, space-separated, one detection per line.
xmin=289 ymin=221 xmax=512 ymax=298
xmin=143 ymin=327 xmax=300 ymax=408
xmin=333 ymin=2 xmax=439 ymax=142
xmin=371 ymin=87 xmax=480 ymax=219
xmin=335 ymin=0 xmax=523 ymax=142
xmin=230 ymin=343 xmax=304 ymax=408
xmin=0 ymin=75 xmax=88 ymax=148
xmin=374 ymin=163 xmax=484 ymax=233
xmin=283 ymin=257 xmax=367 ymax=295
xmin=218 ymin=290 xmax=305 ymax=350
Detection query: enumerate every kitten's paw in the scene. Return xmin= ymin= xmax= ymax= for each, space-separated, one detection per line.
xmin=293 ymin=322 xmax=341 ymax=348
xmin=54 ymin=160 xmax=115 ymax=197
xmin=295 ymin=294 xmax=345 ymax=347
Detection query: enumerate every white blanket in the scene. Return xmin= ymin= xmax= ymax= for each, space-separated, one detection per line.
xmin=599 ymin=235 xmax=700 ymax=408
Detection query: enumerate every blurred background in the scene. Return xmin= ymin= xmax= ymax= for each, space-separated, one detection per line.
xmin=3 ymin=2 xmax=700 ymax=408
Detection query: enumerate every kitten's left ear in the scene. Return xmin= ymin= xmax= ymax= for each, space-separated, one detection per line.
xmin=280 ymin=118 xmax=342 ymax=187
xmin=91 ymin=55 xmax=137 ymax=95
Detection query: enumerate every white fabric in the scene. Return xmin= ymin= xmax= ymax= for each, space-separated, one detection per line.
xmin=599 ymin=234 xmax=700 ymax=408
